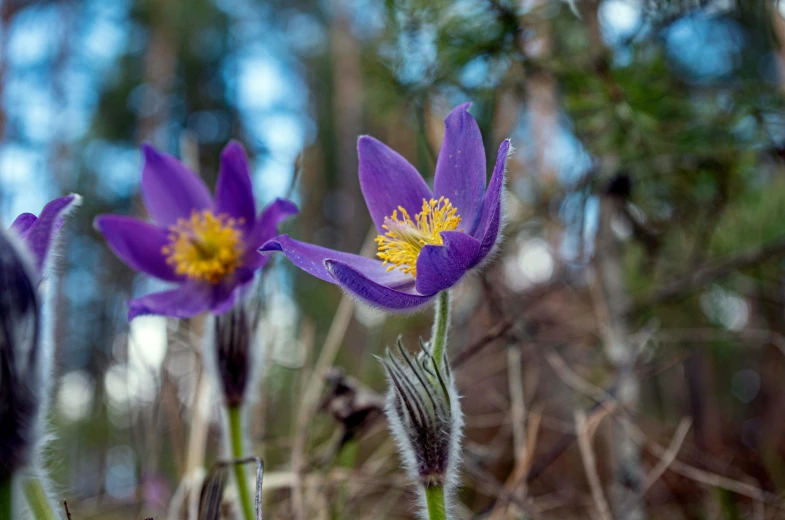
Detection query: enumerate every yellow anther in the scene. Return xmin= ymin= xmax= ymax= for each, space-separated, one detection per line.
xmin=162 ymin=210 xmax=244 ymax=284
xmin=374 ymin=197 xmax=462 ymax=277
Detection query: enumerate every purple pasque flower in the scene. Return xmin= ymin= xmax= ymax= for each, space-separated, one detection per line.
xmin=261 ymin=103 xmax=511 ymax=311
xmin=94 ymin=141 xmax=298 ymax=321
xmin=10 ymin=194 xmax=81 ymax=276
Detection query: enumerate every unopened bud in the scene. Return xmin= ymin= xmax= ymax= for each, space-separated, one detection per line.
xmin=0 ymin=230 xmax=42 ymax=480
xmin=206 ymin=296 xmax=262 ymax=408
xmin=380 ymin=338 xmax=463 ymax=515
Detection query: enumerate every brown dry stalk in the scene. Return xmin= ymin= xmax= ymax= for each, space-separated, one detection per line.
xmin=575 ymin=410 xmax=613 ymax=520
xmin=290 ymin=227 xmax=378 ymax=519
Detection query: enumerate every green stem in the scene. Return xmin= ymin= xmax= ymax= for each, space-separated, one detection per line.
xmin=430 ymin=291 xmax=451 ymax=365
xmin=22 ymin=477 xmax=56 ymax=520
xmin=424 ymin=485 xmax=446 ymax=520
xmin=0 ymin=477 xmax=12 ymax=520
xmin=228 ymin=406 xmax=255 ymax=520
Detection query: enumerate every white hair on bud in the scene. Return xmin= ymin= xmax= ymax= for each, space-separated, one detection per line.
xmin=38 ymin=194 xmax=82 ymax=285
xmin=381 ymin=341 xmax=464 ymax=519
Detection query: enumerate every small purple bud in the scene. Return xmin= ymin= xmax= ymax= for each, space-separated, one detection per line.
xmin=380 ymin=338 xmax=463 ymax=515
xmin=0 ymin=230 xmax=42 ymax=480
xmin=206 ymin=296 xmax=262 ymax=408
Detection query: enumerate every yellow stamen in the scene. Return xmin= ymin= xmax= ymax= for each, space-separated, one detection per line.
xmin=375 ymin=197 xmax=462 ymax=277
xmin=162 ymin=210 xmax=244 ymax=284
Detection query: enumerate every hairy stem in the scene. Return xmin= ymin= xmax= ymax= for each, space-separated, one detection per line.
xmin=431 ymin=291 xmax=451 ymax=364
xmin=424 ymin=485 xmax=446 ymax=520
xmin=228 ymin=406 xmax=255 ymax=520
xmin=23 ymin=477 xmax=56 ymax=520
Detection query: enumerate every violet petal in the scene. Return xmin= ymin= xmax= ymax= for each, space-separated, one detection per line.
xmin=215 ymin=141 xmax=256 ymax=233
xmin=358 ymin=136 xmax=433 ymax=233
xmin=433 ymin=103 xmax=486 ymax=225
xmin=94 ymin=215 xmax=183 ymax=282
xmin=127 ymin=282 xmax=213 ymax=320
xmin=24 ymin=194 xmax=80 ymax=273
xmin=141 ymin=144 xmax=213 ymax=226
xmin=471 ymin=139 xmax=511 ymax=261
xmin=10 ymin=214 xmax=37 ymax=239
xmin=249 ymin=198 xmax=299 ymax=249
xmin=325 ymin=259 xmax=433 ymax=310
xmin=415 ymin=231 xmax=481 ymax=295
xmin=261 ymin=234 xmax=414 ymax=288
xmin=243 ymin=198 xmax=299 ymax=269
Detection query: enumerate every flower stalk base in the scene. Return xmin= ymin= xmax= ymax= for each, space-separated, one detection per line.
xmin=228 ymin=406 xmax=255 ymax=520
xmin=23 ymin=477 xmax=56 ymax=520
xmin=424 ymin=484 xmax=446 ymax=520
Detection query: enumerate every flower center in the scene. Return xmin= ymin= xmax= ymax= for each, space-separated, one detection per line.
xmin=162 ymin=210 xmax=244 ymax=284
xmin=375 ymin=197 xmax=462 ymax=277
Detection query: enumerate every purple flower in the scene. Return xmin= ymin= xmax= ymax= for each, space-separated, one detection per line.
xmin=261 ymin=103 xmax=511 ymax=311
xmin=10 ymin=194 xmax=81 ymax=276
xmin=94 ymin=141 xmax=298 ymax=320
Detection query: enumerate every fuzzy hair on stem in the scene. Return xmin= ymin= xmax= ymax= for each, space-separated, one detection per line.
xmin=380 ymin=338 xmax=463 ymax=519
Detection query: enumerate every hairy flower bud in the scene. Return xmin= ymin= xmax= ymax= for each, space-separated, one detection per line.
xmin=381 ymin=338 xmax=463 ymax=515
xmin=206 ymin=296 xmax=262 ymax=408
xmin=0 ymin=230 xmax=42 ymax=480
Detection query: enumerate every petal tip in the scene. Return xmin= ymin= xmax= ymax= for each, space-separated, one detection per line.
xmin=221 ymin=140 xmax=247 ymax=160
xmin=141 ymin=142 xmax=160 ymax=158
xmin=258 ymin=236 xmax=285 ymax=252
xmin=274 ymin=198 xmax=299 ymax=216
xmin=357 ymin=135 xmax=382 ymax=153
xmin=446 ymin=102 xmax=473 ymax=120
xmin=92 ymin=214 xmax=107 ymax=232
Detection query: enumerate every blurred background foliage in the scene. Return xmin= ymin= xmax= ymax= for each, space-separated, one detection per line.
xmin=4 ymin=0 xmax=785 ymax=518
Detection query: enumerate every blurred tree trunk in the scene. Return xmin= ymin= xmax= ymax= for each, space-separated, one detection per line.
xmin=0 ymin=0 xmax=17 ymax=207
xmin=595 ymin=189 xmax=644 ymax=520
xmin=583 ymin=3 xmax=644 ymax=517
xmin=138 ymin=2 xmax=177 ymax=146
xmin=523 ymin=0 xmax=558 ymax=189
xmin=329 ymin=0 xmax=369 ymax=373
xmin=330 ymin=0 xmax=364 ymax=253
xmin=136 ymin=0 xmax=180 ymax=489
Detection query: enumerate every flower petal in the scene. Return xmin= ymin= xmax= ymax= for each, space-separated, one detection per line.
xmin=215 ymin=141 xmax=256 ymax=231
xmin=24 ymin=194 xmax=81 ymax=273
xmin=128 ymin=282 xmax=213 ymax=320
xmin=325 ymin=259 xmax=433 ymax=311
xmin=94 ymin=215 xmax=183 ymax=282
xmin=471 ymin=139 xmax=511 ymax=260
xmin=260 ymin=234 xmax=414 ymax=288
xmin=141 ymin=144 xmax=213 ymax=226
xmin=433 ymin=103 xmax=486 ymax=225
xmin=243 ymin=199 xmax=299 ymax=269
xmin=10 ymin=213 xmax=37 ymax=239
xmin=358 ymin=136 xmax=433 ymax=233
xmin=249 ymin=198 xmax=299 ymax=249
xmin=415 ymin=231 xmax=481 ymax=295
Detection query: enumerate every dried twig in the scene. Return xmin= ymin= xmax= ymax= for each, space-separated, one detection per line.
xmin=488 ymin=408 xmax=543 ymax=519
xmin=208 ymin=457 xmax=264 ymax=520
xmin=621 ymin=417 xmax=775 ymax=505
xmin=575 ymin=410 xmax=613 ymax=520
xmin=290 ymin=227 xmax=377 ymax=519
xmin=638 ymin=417 xmax=692 ymax=496
xmin=507 ymin=345 xmax=528 ymax=465
xmin=626 ymin=235 xmax=785 ymax=315
xmin=453 ymin=320 xmax=514 ymax=367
